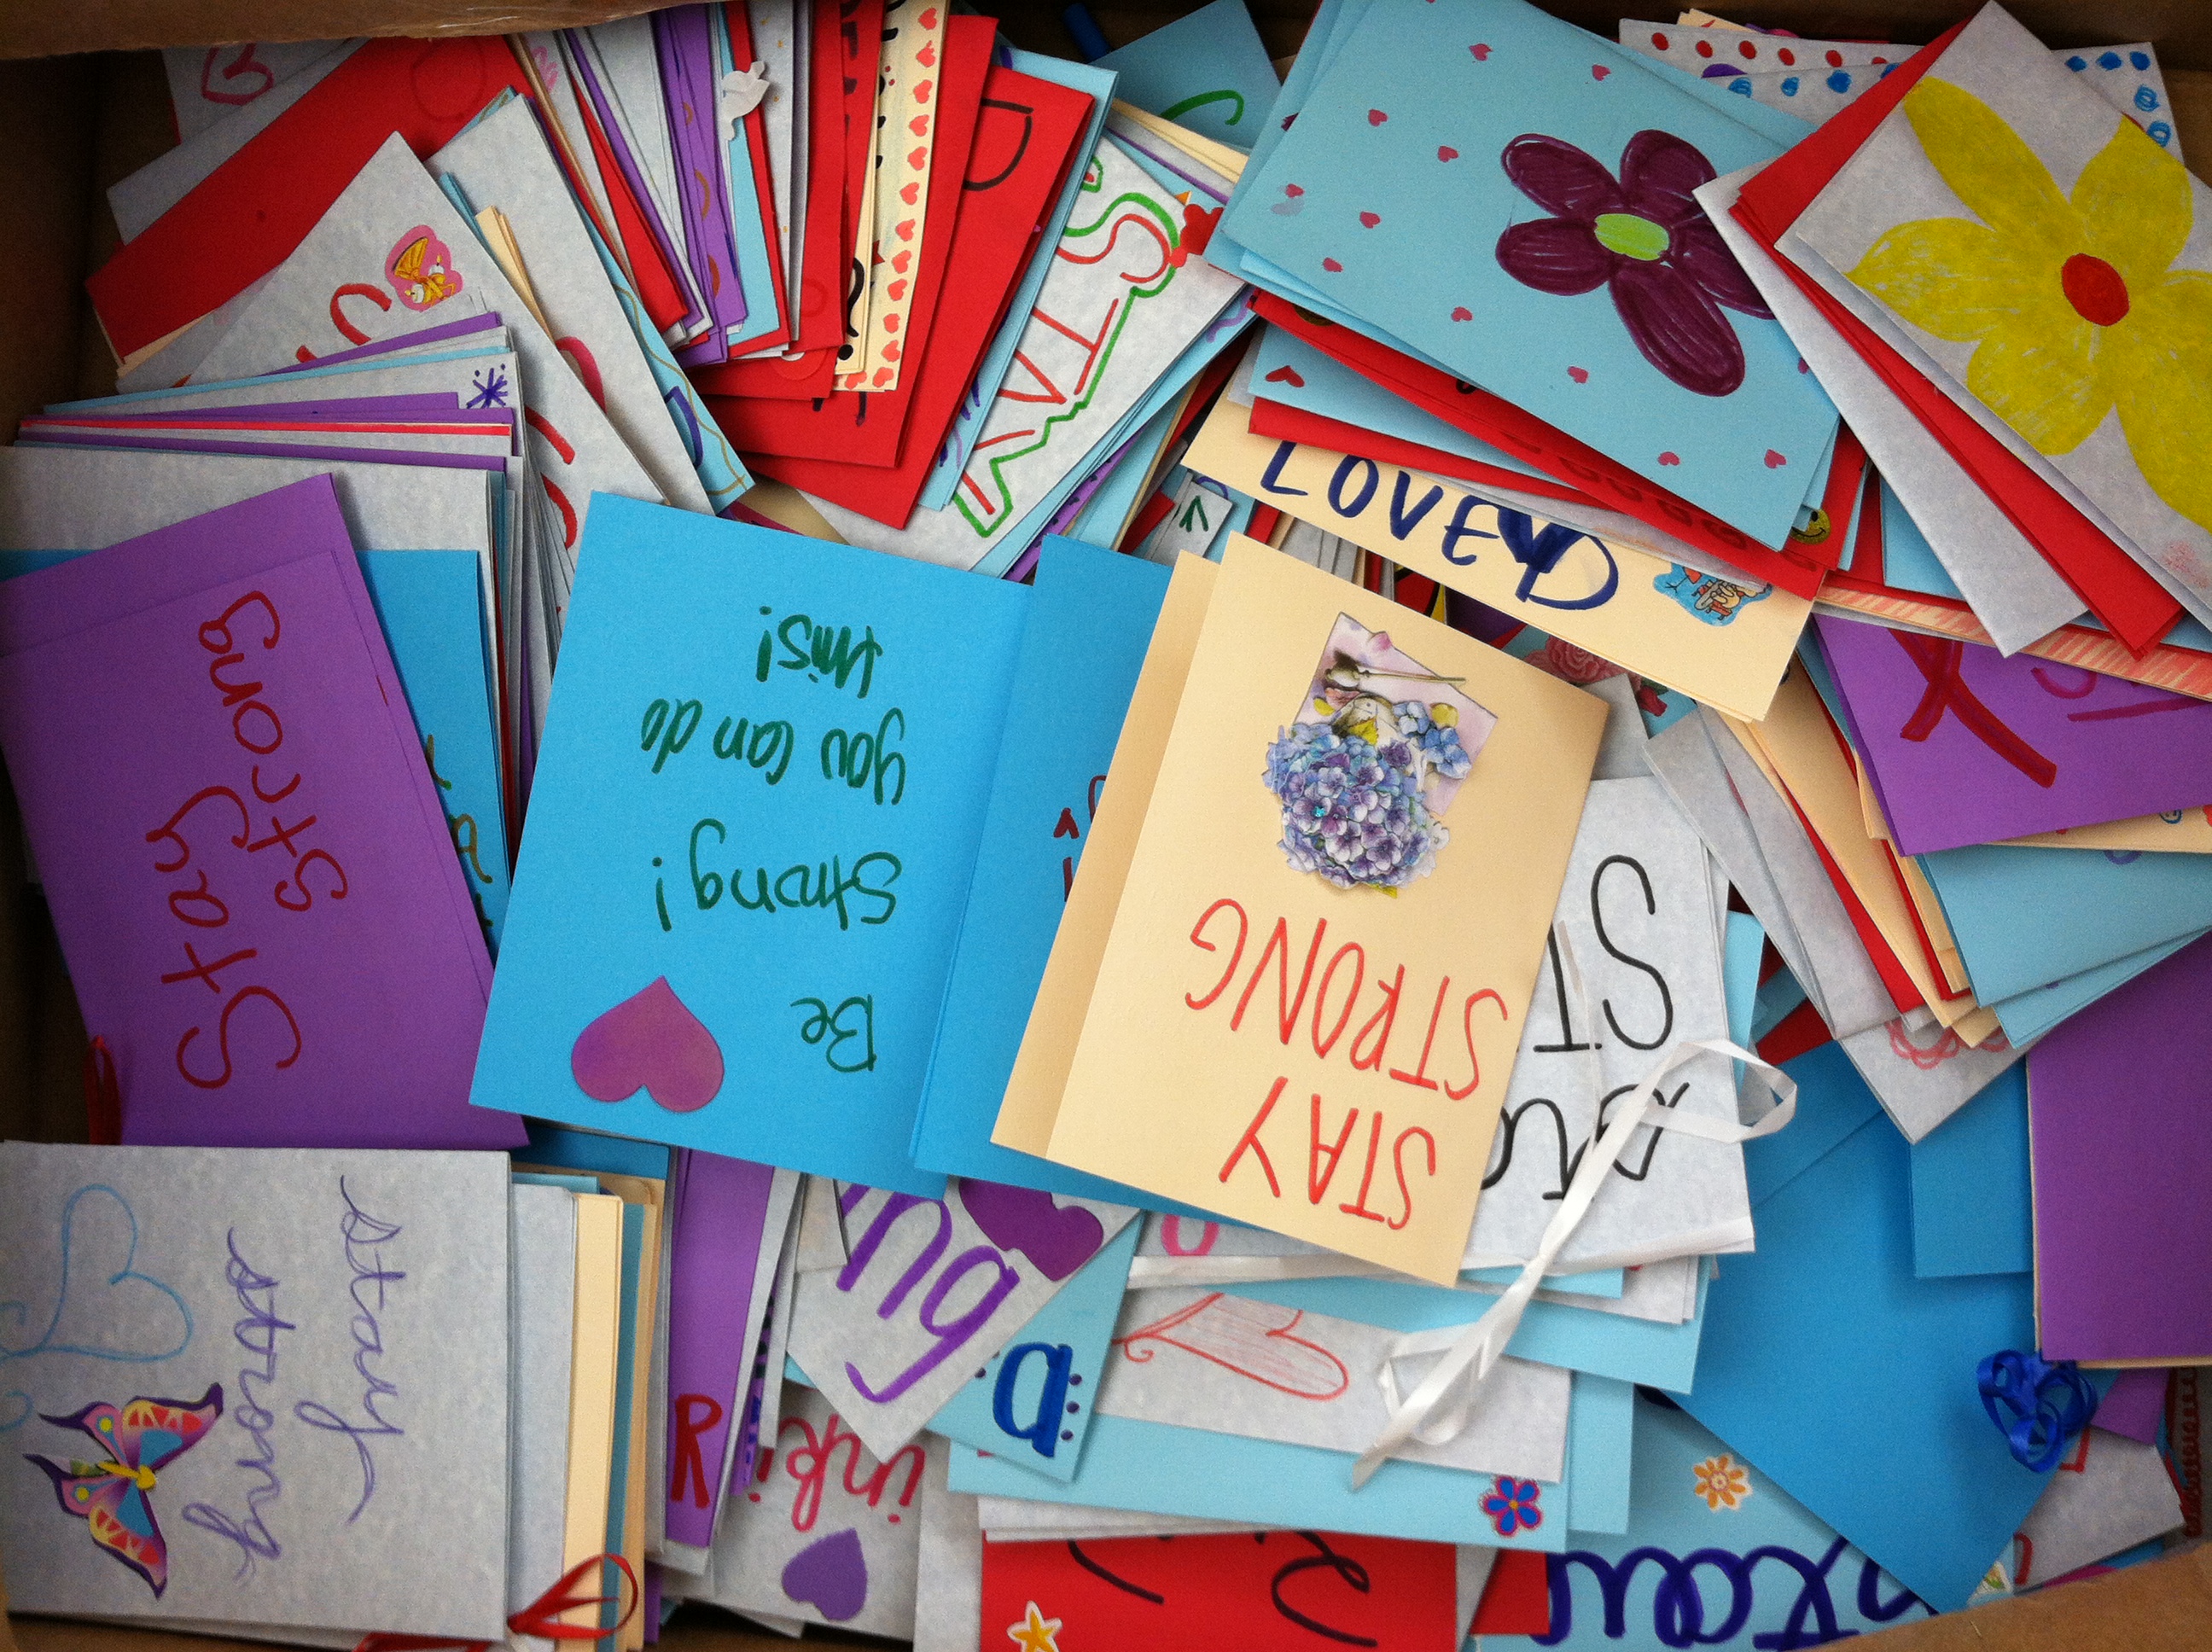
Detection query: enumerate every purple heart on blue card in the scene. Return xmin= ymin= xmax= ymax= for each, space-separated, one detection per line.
xmin=782 ymin=1527 xmax=868 ymax=1620
xmin=958 ymin=1180 xmax=1105 ymax=1281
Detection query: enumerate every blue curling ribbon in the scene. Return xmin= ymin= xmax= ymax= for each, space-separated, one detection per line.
xmin=1976 ymin=1350 xmax=2097 ymax=1472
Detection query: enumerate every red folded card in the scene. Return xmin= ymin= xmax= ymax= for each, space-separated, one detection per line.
xmin=1731 ymin=20 xmax=2180 ymax=654
xmin=1254 ymin=294 xmax=1831 ymax=600
xmin=707 ymin=14 xmax=997 ymax=466
xmin=979 ymin=1530 xmax=1460 ymax=1652
xmin=730 ymin=67 xmax=1094 ymax=526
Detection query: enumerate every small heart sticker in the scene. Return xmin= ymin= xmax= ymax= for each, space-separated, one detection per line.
xmin=1592 ymin=63 xmax=1611 ymax=79
xmin=1359 ymin=211 xmax=1381 ymax=228
xmin=1451 ymin=305 xmax=1473 ymax=321
xmin=1323 ymin=257 xmax=1344 ymax=272
xmin=1765 ymin=450 xmax=1787 ymax=468
xmin=1368 ymin=108 xmax=1388 ymax=125
xmin=1470 ymin=43 xmax=1492 ymax=61
xmin=1286 ymin=183 xmax=1307 ymax=197
xmin=1264 ymin=364 xmax=1307 ymax=387
xmin=1568 ymin=366 xmax=1589 ymax=383
xmin=1438 ymin=145 xmax=1459 ymax=161
xmin=571 ymin=977 xmax=723 ymax=1112
xmin=1657 ymin=451 xmax=1681 ymax=466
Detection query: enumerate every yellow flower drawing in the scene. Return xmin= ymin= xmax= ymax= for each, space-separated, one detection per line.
xmin=1848 ymin=77 xmax=2212 ymax=538
xmin=1691 ymin=1451 xmax=1752 ymax=1511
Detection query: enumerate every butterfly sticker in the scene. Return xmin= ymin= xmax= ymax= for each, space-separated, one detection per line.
xmin=385 ymin=225 xmax=463 ymax=311
xmin=25 ymin=1383 xmax=224 ymax=1597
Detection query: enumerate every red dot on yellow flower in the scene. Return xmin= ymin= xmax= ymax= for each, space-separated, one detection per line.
xmin=2062 ymin=253 xmax=2131 ymax=326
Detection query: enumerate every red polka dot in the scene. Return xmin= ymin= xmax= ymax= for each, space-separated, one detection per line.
xmin=1738 ymin=39 xmax=1756 ymax=58
xmin=1650 ymin=31 xmax=1668 ymax=49
xmin=1826 ymin=49 xmax=1843 ymax=67
xmin=1778 ymin=48 xmax=1795 ymax=65
xmin=1695 ymin=38 xmax=1714 ymax=57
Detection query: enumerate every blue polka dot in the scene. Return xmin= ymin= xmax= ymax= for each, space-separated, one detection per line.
xmin=1877 ymin=62 xmax=1895 ymax=77
xmin=2151 ymin=121 xmax=2174 ymax=147
xmin=1825 ymin=69 xmax=1853 ymax=93
xmin=1727 ymin=76 xmax=1752 ymax=96
xmin=2098 ymin=51 xmax=2122 ymax=70
xmin=2066 ymin=55 xmax=2087 ymax=70
xmin=2135 ymin=85 xmax=2160 ymax=112
xmin=1780 ymin=75 xmax=1800 ymax=95
xmin=2131 ymin=50 xmax=2151 ymax=70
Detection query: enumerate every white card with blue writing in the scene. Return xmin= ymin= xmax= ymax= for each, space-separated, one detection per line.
xmin=0 ymin=1143 xmax=509 ymax=1636
xmin=1462 ymin=775 xmax=1745 ymax=1273
xmin=925 ymin=1219 xmax=1138 ymax=1480
xmin=784 ymin=1182 xmax=1137 ymax=1462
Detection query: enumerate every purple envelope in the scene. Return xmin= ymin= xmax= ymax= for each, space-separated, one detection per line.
xmin=1816 ymin=615 xmax=2212 ymax=854
xmin=0 ymin=477 xmax=521 ymax=1149
xmin=2029 ymin=931 xmax=2212 ymax=1364
xmin=655 ymin=3 xmax=748 ymax=364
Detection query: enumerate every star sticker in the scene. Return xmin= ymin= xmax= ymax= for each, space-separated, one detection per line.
xmin=1005 ymin=1601 xmax=1062 ymax=1652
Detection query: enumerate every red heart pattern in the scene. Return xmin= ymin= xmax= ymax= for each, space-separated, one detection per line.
xmin=900 ymin=182 xmax=920 ymax=205
xmin=1359 ymin=212 xmax=1380 ymax=228
xmin=1437 ymin=145 xmax=1459 ymax=161
xmin=910 ymin=113 xmax=929 ymax=136
xmin=1368 ymin=108 xmax=1388 ymax=125
xmin=1263 ymin=364 xmax=1307 ymax=387
xmin=1451 ymin=306 xmax=1473 ymax=321
xmin=1470 ymin=43 xmax=1492 ymax=61
xmin=1568 ymin=366 xmax=1589 ymax=383
xmin=1592 ymin=64 xmax=1611 ymax=79
xmin=1657 ymin=451 xmax=1680 ymax=465
xmin=1765 ymin=450 xmax=1788 ymax=468
xmin=1323 ymin=258 xmax=1344 ymax=272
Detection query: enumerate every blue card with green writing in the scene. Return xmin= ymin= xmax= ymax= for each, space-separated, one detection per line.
xmin=470 ymin=497 xmax=1028 ymax=1194
xmin=1095 ymin=0 xmax=1283 ymax=150
xmin=910 ymin=538 xmax=1190 ymax=1207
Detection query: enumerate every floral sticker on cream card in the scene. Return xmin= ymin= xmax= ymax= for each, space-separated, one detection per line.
xmin=1264 ymin=616 xmax=1496 ymax=892
xmin=1786 ymin=7 xmax=2212 ymax=616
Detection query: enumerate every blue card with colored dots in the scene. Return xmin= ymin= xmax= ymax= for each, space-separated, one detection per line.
xmin=470 ymin=497 xmax=1028 ymax=1195
xmin=1222 ymin=0 xmax=1841 ymax=551
xmin=926 ymin=1219 xmax=1139 ymax=1480
xmin=1095 ymin=0 xmax=1283 ymax=151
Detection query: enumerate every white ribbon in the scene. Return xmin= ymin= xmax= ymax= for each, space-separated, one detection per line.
xmin=1350 ymin=1034 xmax=1796 ymax=1487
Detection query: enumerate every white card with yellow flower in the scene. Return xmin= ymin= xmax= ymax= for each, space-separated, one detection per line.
xmin=1784 ymin=4 xmax=2212 ymax=623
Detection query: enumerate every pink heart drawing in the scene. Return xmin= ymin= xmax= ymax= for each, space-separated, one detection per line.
xmin=1115 ymin=1293 xmax=1350 ymax=1399
xmin=1367 ymin=108 xmax=1388 ymax=125
xmin=1264 ymin=364 xmax=1306 ymax=387
xmin=570 ymin=977 xmax=724 ymax=1112
xmin=1470 ymin=43 xmax=1492 ymax=61
xmin=1657 ymin=451 xmax=1681 ymax=465
xmin=1568 ymin=366 xmax=1589 ymax=383
xmin=781 ymin=1528 xmax=867 ymax=1620
xmin=1322 ymin=257 xmax=1344 ymax=272
xmin=1592 ymin=63 xmax=1611 ymax=79
xmin=1437 ymin=145 xmax=1460 ymax=161
xmin=1451 ymin=305 xmax=1473 ymax=321
xmin=1765 ymin=449 xmax=1788 ymax=468
xmin=1359 ymin=211 xmax=1381 ymax=228
xmin=958 ymin=1181 xmax=1105 ymax=1281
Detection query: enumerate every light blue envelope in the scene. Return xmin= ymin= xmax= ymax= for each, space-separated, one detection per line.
xmin=1232 ymin=1268 xmax=1708 ymax=1393
xmin=522 ymin=1119 xmax=675 ymax=1182
xmin=470 ymin=497 xmax=1028 ymax=1195
xmin=1679 ymin=1083 xmax=2053 ymax=1612
xmin=1221 ymin=0 xmax=1838 ymax=548
xmin=1911 ymin=1066 xmax=2031 ymax=1278
xmin=1484 ymin=1397 xmax=1936 ymax=1649
xmin=357 ymin=550 xmax=512 ymax=953
xmin=1743 ymin=1041 xmax=1879 ymax=1208
xmin=949 ymin=1372 xmax=1633 ymax=1547
xmin=1918 ymin=841 xmax=2212 ymax=1003
xmin=921 ymin=55 xmax=1121 ymax=513
xmin=1988 ymin=928 xmax=2205 ymax=1045
xmin=909 ymin=539 xmax=1186 ymax=1205
xmin=1724 ymin=911 xmax=1763 ymax=1047
xmin=927 ymin=1219 xmax=1138 ymax=1479
xmin=1094 ymin=0 xmax=1282 ymax=149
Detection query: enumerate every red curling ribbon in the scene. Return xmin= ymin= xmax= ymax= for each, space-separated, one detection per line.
xmin=352 ymin=1554 xmax=640 ymax=1652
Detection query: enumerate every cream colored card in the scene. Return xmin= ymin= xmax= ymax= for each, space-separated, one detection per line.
xmin=1043 ymin=536 xmax=1604 ymax=1282
xmin=837 ymin=0 xmax=946 ymax=392
xmin=1183 ymin=396 xmax=1809 ymax=721
xmin=562 ymin=1193 xmax=626 ymax=1632
xmin=997 ymin=553 xmax=1220 ymax=1155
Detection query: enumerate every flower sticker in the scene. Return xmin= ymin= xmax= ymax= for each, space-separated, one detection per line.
xmin=1481 ymin=1475 xmax=1544 ymax=1537
xmin=1262 ymin=616 xmax=1496 ymax=891
xmin=1846 ymin=78 xmax=2212 ymax=536
xmin=1691 ymin=1452 xmax=1752 ymax=1511
xmin=1495 ymin=130 xmax=1773 ymax=396
xmin=1655 ymin=565 xmax=1770 ymax=625
xmin=385 ymin=225 xmax=462 ymax=311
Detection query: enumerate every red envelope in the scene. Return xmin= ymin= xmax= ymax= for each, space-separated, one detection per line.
xmin=1731 ymin=19 xmax=2181 ymax=654
xmin=979 ymin=1530 xmax=1461 ymax=1652
xmin=1248 ymin=398 xmax=1594 ymax=507
xmin=705 ymin=15 xmax=995 ymax=466
xmin=730 ymin=67 xmax=1094 ymax=526
xmin=1254 ymin=294 xmax=1832 ymax=600
xmin=690 ymin=0 xmax=881 ymax=399
xmin=90 ymin=37 xmax=534 ymax=361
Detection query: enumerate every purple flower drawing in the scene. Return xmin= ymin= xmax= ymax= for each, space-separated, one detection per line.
xmin=1494 ymin=129 xmax=1772 ymax=397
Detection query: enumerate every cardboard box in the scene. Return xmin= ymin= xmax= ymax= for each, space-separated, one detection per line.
xmin=0 ymin=2 xmax=2205 ymax=1648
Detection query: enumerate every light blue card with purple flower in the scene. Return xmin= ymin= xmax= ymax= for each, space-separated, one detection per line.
xmin=1221 ymin=0 xmax=1840 ymax=550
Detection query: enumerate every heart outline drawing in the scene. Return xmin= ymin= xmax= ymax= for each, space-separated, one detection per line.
xmin=1113 ymin=1292 xmax=1350 ymax=1399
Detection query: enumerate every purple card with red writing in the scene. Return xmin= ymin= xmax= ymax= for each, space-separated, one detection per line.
xmin=0 ymin=476 xmax=521 ymax=1149
xmin=1815 ymin=614 xmax=2212 ymax=854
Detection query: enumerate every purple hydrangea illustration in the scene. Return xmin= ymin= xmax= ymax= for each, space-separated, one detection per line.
xmin=1494 ymin=129 xmax=1773 ymax=396
xmin=1263 ymin=701 xmax=1471 ymax=891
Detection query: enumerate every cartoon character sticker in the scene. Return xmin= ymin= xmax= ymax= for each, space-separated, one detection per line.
xmin=1655 ymin=565 xmax=1772 ymax=625
xmin=1262 ymin=614 xmax=1497 ymax=891
xmin=384 ymin=226 xmax=463 ymax=311
xmin=25 ymin=1385 xmax=224 ymax=1596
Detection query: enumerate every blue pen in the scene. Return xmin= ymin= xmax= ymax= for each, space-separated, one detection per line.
xmin=1062 ymin=2 xmax=1110 ymax=61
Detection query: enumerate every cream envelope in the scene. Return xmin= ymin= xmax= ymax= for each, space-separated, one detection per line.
xmin=1039 ymin=536 xmax=1606 ymax=1283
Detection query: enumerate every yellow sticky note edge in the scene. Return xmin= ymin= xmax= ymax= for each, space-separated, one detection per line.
xmin=1184 ymin=397 xmax=1807 ymax=722
xmin=476 ymin=206 xmax=553 ymax=337
xmin=996 ymin=552 xmax=1221 ymax=1155
xmin=1043 ymin=536 xmax=1604 ymax=1283
xmin=562 ymin=1192 xmax=625 ymax=1631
